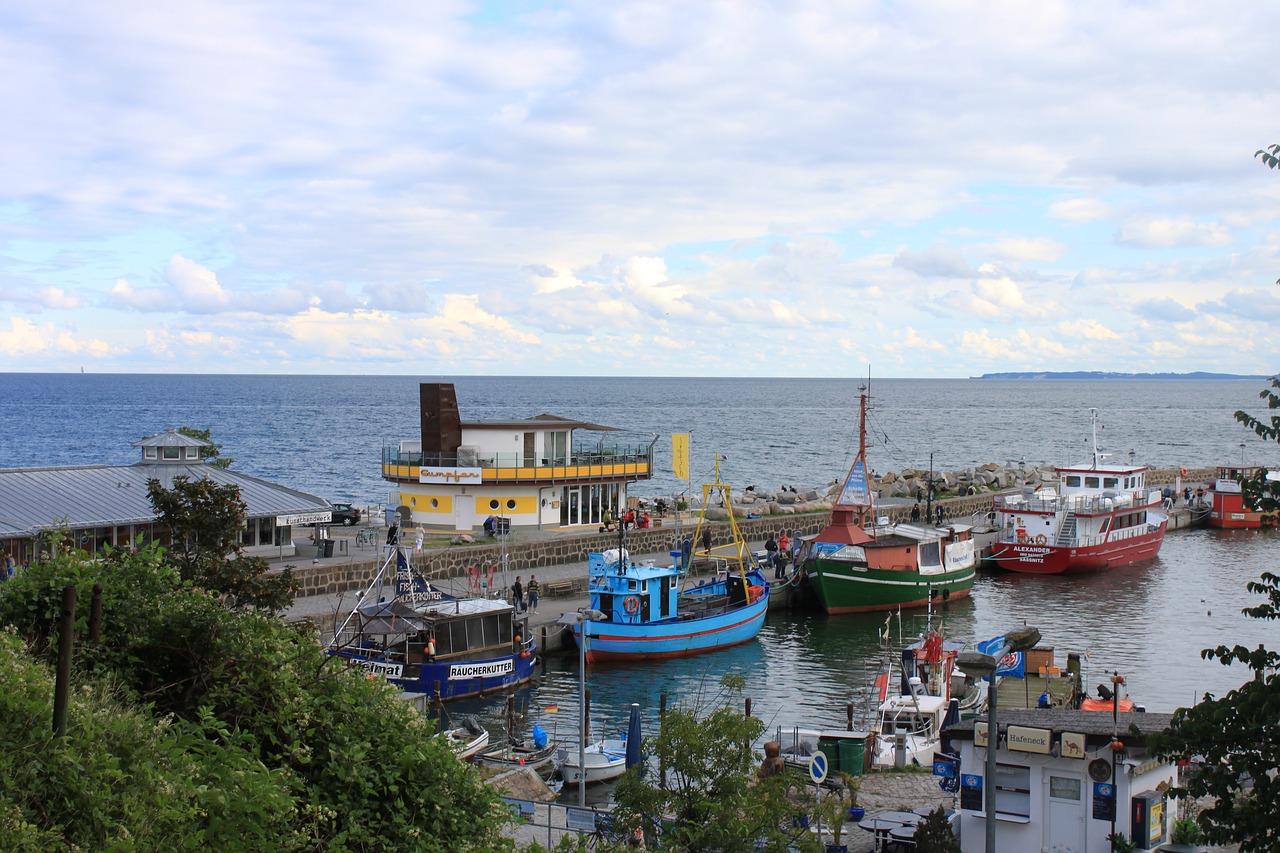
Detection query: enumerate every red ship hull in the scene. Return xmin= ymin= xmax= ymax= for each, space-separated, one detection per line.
xmin=988 ymin=519 xmax=1167 ymax=574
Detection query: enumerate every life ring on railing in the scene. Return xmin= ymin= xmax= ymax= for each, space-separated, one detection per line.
xmin=624 ymin=596 xmax=640 ymax=614
xmin=1034 ymin=534 xmax=1047 ymax=545
xmin=1179 ymin=467 xmax=1188 ymax=477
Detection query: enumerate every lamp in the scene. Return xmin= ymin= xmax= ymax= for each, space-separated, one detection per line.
xmin=559 ymin=608 xmax=607 ymax=806
xmin=957 ymin=626 xmax=1041 ymax=853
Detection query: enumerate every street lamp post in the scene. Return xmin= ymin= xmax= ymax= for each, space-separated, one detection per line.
xmin=958 ymin=627 xmax=1041 ymax=853
xmin=559 ymin=608 xmax=606 ymax=807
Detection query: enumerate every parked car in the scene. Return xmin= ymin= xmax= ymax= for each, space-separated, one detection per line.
xmin=329 ymin=503 xmax=362 ymax=525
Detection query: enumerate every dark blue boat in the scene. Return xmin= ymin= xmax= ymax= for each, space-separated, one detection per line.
xmin=329 ymin=547 xmax=537 ymax=700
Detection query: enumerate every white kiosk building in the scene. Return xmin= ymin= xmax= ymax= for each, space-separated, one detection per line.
xmin=943 ymin=708 xmax=1180 ymax=852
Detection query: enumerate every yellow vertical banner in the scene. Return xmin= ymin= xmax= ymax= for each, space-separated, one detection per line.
xmin=671 ymin=433 xmax=690 ymax=481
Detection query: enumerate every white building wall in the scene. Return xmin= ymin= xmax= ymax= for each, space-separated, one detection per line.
xmin=954 ymin=741 xmax=1177 ymax=853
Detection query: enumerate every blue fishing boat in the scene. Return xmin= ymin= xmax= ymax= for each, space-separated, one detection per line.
xmin=571 ymin=456 xmax=769 ymax=662
xmin=329 ymin=546 xmax=537 ymax=700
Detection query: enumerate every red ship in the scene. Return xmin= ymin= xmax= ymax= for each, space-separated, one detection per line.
xmin=987 ymin=410 xmax=1168 ymax=574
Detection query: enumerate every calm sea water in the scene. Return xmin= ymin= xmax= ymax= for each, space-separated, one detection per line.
xmin=2 ymin=373 xmax=1277 ymax=729
xmin=2 ymin=374 xmax=1276 ymax=503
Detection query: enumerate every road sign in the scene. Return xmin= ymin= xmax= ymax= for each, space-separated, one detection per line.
xmin=808 ymin=751 xmax=828 ymax=784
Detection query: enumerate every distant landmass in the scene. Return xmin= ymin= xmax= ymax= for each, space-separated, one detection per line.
xmin=973 ymin=371 xmax=1271 ymax=380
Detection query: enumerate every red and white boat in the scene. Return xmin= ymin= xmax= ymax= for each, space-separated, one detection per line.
xmin=1205 ymin=465 xmax=1271 ymax=529
xmin=987 ymin=410 xmax=1168 ymax=574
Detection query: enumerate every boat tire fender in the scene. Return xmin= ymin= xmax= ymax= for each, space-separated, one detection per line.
xmin=1034 ymin=534 xmax=1047 ymax=545
xmin=624 ymin=596 xmax=640 ymax=614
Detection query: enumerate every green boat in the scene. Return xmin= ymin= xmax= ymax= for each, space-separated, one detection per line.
xmin=800 ymin=385 xmax=976 ymax=614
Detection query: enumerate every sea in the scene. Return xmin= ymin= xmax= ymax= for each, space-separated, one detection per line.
xmin=2 ymin=373 xmax=1278 ymax=765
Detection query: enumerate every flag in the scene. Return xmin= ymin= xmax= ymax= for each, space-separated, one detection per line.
xmin=544 ymin=704 xmax=560 ymax=713
xmin=672 ymin=433 xmax=690 ymax=481
xmin=976 ymin=635 xmax=1027 ymax=678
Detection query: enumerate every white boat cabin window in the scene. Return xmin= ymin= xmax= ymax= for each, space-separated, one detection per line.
xmin=1084 ymin=476 xmax=1100 ymax=488
xmin=1103 ymin=477 xmax=1119 ymax=489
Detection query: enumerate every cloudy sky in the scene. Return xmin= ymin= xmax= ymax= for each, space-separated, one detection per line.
xmin=3 ymin=1 xmax=1279 ymax=377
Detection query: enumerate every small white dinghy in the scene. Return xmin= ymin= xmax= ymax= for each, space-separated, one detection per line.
xmin=444 ymin=717 xmax=490 ymax=761
xmin=557 ymin=738 xmax=628 ymax=786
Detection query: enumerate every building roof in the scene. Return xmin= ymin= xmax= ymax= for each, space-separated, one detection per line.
xmin=946 ymin=708 xmax=1174 ymax=741
xmin=0 ymin=462 xmax=331 ymax=538
xmin=460 ymin=414 xmax=621 ymax=432
xmin=131 ymin=428 xmax=213 ymax=448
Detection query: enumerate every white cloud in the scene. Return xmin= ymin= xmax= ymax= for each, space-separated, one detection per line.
xmin=164 ymin=255 xmax=231 ymax=313
xmin=1117 ymin=218 xmax=1233 ymax=249
xmin=2 ymin=2 xmax=1280 ymax=375
xmin=1049 ymin=198 xmax=1112 ymax=222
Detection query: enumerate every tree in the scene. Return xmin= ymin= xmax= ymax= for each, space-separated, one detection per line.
xmin=1235 ymin=376 xmax=1280 ymax=527
xmin=1147 ymin=378 xmax=1280 ymax=851
xmin=608 ymin=675 xmax=809 ymax=852
xmin=1257 ymin=144 xmax=1280 ymax=285
xmin=177 ymin=425 xmax=234 ymax=468
xmin=0 ymin=542 xmax=513 ymax=850
xmin=913 ymin=805 xmax=960 ymax=853
xmin=147 ymin=474 xmax=298 ymax=610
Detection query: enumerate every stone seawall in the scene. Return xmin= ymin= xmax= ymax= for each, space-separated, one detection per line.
xmin=290 ymin=467 xmax=1215 ymax=599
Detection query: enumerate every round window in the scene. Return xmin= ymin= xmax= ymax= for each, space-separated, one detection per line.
xmin=430 ymin=499 xmax=439 ymax=509
xmin=489 ymin=499 xmax=500 ymax=510
xmin=506 ymin=499 xmax=517 ymax=510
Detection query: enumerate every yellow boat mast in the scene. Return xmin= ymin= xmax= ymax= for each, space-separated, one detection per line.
xmin=688 ymin=452 xmax=751 ymax=581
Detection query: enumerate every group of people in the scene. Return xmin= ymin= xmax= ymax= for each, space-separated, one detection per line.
xmin=1160 ymin=485 xmax=1208 ymax=510
xmin=600 ymin=508 xmax=652 ymax=532
xmin=909 ymin=502 xmax=946 ymax=524
xmin=763 ymin=532 xmax=793 ymax=580
xmin=509 ymin=574 xmax=539 ymax=613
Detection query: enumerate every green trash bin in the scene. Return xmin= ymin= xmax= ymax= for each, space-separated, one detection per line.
xmin=818 ymin=738 xmax=841 ymax=775
xmin=837 ymin=737 xmax=866 ymax=778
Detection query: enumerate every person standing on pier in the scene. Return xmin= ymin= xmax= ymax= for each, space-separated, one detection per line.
xmin=911 ymin=502 xmax=922 ymax=523
xmin=526 ymin=575 xmax=540 ymax=613
xmin=511 ymin=576 xmax=524 ymax=612
xmin=764 ymin=533 xmax=779 ymax=578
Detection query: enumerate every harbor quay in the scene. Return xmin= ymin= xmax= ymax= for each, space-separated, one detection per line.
xmin=282 ymin=465 xmax=1212 ymax=634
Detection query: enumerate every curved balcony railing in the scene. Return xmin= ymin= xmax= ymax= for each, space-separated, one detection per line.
xmin=381 ymin=445 xmax=654 ymax=484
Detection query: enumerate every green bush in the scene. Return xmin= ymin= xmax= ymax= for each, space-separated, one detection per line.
xmin=0 ymin=543 xmax=512 ymax=850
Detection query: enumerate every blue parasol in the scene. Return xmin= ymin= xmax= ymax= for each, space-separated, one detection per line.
xmin=625 ymin=703 xmax=643 ymax=773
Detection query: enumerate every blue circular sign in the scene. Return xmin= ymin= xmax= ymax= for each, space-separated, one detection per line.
xmin=808 ymin=751 xmax=828 ymax=784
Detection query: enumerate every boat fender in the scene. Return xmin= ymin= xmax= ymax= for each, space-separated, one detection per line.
xmin=624 ymin=596 xmax=640 ymax=614
xmin=427 ymin=639 xmax=436 ymax=658
xmin=1035 ymin=534 xmax=1047 ymax=545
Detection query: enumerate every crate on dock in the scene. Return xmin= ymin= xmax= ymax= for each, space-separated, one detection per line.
xmin=1025 ymin=647 xmax=1055 ymax=673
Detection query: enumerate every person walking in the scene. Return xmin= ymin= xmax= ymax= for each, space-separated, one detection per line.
xmin=935 ymin=504 xmax=945 ymax=525
xmin=777 ymin=533 xmax=791 ymax=578
xmin=765 ymin=534 xmax=781 ymax=579
xmin=511 ymin=575 xmax=524 ymax=612
xmin=526 ymin=574 xmax=540 ymax=613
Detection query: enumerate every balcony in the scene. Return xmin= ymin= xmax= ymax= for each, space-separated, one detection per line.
xmin=381 ymin=445 xmax=653 ymax=486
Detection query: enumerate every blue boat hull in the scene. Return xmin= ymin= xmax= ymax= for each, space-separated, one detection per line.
xmin=573 ymin=587 xmax=769 ymax=662
xmin=334 ymin=648 xmax=539 ymax=701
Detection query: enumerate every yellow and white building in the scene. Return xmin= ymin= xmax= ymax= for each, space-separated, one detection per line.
xmin=383 ymin=384 xmax=655 ymax=532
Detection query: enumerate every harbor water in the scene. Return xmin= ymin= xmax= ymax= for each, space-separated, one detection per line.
xmin=2 ymin=373 xmax=1276 ymax=768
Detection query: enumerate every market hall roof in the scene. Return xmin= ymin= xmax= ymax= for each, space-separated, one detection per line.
xmin=131 ymin=428 xmax=213 ymax=448
xmin=0 ymin=461 xmax=331 ymax=539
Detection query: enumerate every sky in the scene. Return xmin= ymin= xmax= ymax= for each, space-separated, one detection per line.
xmin=2 ymin=1 xmax=1280 ymax=378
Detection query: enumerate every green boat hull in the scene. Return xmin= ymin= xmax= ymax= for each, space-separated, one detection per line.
xmin=804 ymin=560 xmax=975 ymax=614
